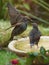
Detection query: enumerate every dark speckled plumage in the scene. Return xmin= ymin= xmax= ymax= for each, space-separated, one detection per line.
xmin=10 ymin=22 xmax=27 ymax=40
xmin=7 ymin=3 xmax=29 ymax=41
xmin=29 ymin=23 xmax=41 ymax=48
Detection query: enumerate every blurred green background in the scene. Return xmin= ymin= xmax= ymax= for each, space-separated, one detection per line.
xmin=0 ymin=0 xmax=49 ymax=65
xmin=0 ymin=0 xmax=49 ymax=46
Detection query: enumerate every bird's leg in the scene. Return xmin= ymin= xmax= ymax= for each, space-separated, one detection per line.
xmin=36 ymin=44 xmax=39 ymax=48
xmin=30 ymin=45 xmax=32 ymax=48
xmin=30 ymin=43 xmax=34 ymax=48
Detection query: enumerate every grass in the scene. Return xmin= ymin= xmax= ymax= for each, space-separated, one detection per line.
xmin=0 ymin=49 xmax=18 ymax=65
xmin=0 ymin=49 xmax=26 ymax=65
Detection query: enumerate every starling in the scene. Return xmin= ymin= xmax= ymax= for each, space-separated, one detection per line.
xmin=9 ymin=18 xmax=28 ymax=41
xmin=7 ymin=2 xmax=29 ymax=41
xmin=7 ymin=2 xmax=29 ymax=27
xmin=29 ymin=23 xmax=41 ymax=48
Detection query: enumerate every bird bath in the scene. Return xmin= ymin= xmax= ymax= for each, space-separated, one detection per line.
xmin=8 ymin=36 xmax=49 ymax=56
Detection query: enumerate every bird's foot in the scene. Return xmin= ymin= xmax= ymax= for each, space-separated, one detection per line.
xmin=30 ymin=44 xmax=34 ymax=48
xmin=36 ymin=45 xmax=39 ymax=49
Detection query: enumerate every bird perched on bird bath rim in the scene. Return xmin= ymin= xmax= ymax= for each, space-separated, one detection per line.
xmin=29 ymin=23 xmax=41 ymax=48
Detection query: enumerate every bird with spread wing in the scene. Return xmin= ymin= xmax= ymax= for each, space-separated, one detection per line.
xmin=7 ymin=3 xmax=29 ymax=41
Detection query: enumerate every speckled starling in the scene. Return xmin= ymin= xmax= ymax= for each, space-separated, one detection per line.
xmin=9 ymin=18 xmax=28 ymax=41
xmin=29 ymin=23 xmax=41 ymax=48
xmin=7 ymin=2 xmax=29 ymax=41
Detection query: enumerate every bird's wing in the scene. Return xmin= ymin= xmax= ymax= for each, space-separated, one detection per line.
xmin=7 ymin=3 xmax=23 ymax=26
xmin=7 ymin=3 xmax=29 ymax=27
xmin=33 ymin=30 xmax=41 ymax=40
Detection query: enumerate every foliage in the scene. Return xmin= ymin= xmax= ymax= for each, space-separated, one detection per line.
xmin=1 ymin=47 xmax=49 ymax=65
xmin=0 ymin=0 xmax=7 ymax=19
xmin=26 ymin=47 xmax=49 ymax=65
xmin=0 ymin=1 xmax=49 ymax=65
xmin=0 ymin=20 xmax=12 ymax=46
xmin=26 ymin=52 xmax=38 ymax=65
xmin=0 ymin=49 xmax=18 ymax=65
xmin=0 ymin=49 xmax=26 ymax=65
xmin=18 ymin=9 xmax=49 ymax=25
xmin=32 ymin=0 xmax=49 ymax=11
xmin=0 ymin=0 xmax=49 ymax=26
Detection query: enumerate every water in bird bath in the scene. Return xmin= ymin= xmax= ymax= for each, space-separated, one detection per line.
xmin=14 ymin=36 xmax=49 ymax=53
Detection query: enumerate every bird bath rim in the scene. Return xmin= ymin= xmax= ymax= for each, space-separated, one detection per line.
xmin=8 ymin=37 xmax=29 ymax=55
xmin=8 ymin=36 xmax=49 ymax=56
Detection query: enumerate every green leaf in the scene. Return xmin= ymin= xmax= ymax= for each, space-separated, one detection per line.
xmin=28 ymin=52 xmax=37 ymax=57
xmin=26 ymin=52 xmax=38 ymax=65
xmin=26 ymin=57 xmax=33 ymax=65
xmin=40 ymin=47 xmax=46 ymax=55
xmin=38 ymin=0 xmax=49 ymax=8
xmin=23 ymin=3 xmax=30 ymax=10
xmin=33 ymin=52 xmax=38 ymax=56
xmin=28 ymin=52 xmax=35 ymax=58
xmin=40 ymin=47 xmax=49 ymax=63
xmin=42 ymin=55 xmax=49 ymax=64
xmin=42 ymin=55 xmax=48 ymax=60
xmin=19 ymin=59 xmax=26 ymax=65
xmin=44 ymin=58 xmax=49 ymax=64
xmin=32 ymin=0 xmax=49 ymax=12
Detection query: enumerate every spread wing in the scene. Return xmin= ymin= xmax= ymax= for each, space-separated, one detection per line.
xmin=7 ymin=2 xmax=23 ymax=26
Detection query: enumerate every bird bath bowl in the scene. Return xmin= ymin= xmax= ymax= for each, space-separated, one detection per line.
xmin=8 ymin=36 xmax=49 ymax=57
